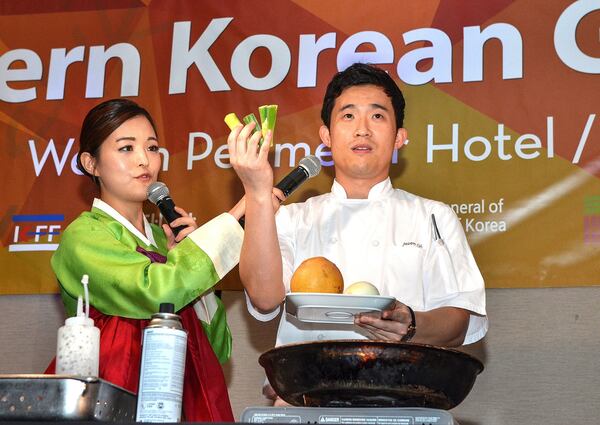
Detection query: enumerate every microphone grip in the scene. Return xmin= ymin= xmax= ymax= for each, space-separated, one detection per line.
xmin=157 ymin=197 xmax=187 ymax=237
xmin=275 ymin=168 xmax=309 ymax=198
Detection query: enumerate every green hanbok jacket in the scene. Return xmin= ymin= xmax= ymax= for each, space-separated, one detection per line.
xmin=51 ymin=199 xmax=244 ymax=363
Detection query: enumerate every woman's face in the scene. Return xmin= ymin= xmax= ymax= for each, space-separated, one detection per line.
xmin=87 ymin=115 xmax=161 ymax=207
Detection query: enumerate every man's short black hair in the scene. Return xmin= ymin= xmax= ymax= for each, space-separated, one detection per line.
xmin=321 ymin=63 xmax=405 ymax=129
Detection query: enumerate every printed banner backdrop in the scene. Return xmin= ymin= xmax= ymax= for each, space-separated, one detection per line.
xmin=1 ymin=0 xmax=599 ymax=294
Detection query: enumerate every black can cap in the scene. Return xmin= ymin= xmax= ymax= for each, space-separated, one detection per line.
xmin=159 ymin=303 xmax=175 ymax=314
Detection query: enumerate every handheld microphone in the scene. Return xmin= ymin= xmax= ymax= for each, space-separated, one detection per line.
xmin=275 ymin=155 xmax=322 ymax=197
xmin=147 ymin=182 xmax=186 ymax=237
xmin=238 ymin=155 xmax=322 ymax=228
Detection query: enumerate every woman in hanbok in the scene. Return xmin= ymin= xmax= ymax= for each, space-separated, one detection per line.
xmin=47 ymin=98 xmax=272 ymax=421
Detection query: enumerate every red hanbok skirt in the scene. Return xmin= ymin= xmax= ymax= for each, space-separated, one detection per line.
xmin=46 ymin=304 xmax=234 ymax=422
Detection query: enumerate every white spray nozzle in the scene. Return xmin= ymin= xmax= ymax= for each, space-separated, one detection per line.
xmin=76 ymin=296 xmax=84 ymax=317
xmin=81 ymin=274 xmax=90 ymax=319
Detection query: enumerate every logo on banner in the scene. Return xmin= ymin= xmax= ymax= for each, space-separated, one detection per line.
xmin=9 ymin=214 xmax=64 ymax=252
xmin=584 ymin=197 xmax=600 ymax=244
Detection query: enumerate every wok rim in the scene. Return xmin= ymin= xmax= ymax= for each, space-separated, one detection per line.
xmin=259 ymin=339 xmax=484 ymax=375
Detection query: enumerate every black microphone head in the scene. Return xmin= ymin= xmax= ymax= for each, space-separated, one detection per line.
xmin=298 ymin=155 xmax=321 ymax=178
xmin=147 ymin=181 xmax=169 ymax=205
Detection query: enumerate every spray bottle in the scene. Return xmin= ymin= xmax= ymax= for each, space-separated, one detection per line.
xmin=55 ymin=274 xmax=100 ymax=376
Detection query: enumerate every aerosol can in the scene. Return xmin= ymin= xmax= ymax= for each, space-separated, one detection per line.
xmin=136 ymin=303 xmax=187 ymax=423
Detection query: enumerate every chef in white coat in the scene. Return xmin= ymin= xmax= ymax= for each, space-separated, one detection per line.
xmin=227 ymin=63 xmax=488 ymax=400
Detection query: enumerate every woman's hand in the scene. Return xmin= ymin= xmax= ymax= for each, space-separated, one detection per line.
xmin=271 ymin=187 xmax=285 ymax=212
xmin=228 ymin=188 xmax=286 ymax=221
xmin=162 ymin=206 xmax=198 ymax=250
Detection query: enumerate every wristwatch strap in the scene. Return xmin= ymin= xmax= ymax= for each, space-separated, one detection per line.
xmin=401 ymin=305 xmax=417 ymax=342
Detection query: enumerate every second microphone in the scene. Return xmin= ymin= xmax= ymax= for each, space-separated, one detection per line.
xmin=239 ymin=155 xmax=322 ymax=228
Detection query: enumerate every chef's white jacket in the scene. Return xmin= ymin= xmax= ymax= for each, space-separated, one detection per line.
xmin=246 ymin=178 xmax=488 ymax=346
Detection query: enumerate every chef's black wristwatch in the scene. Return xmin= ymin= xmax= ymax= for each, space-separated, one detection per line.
xmin=401 ymin=305 xmax=416 ymax=342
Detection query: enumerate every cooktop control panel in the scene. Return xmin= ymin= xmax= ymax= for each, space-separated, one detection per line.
xmin=241 ymin=407 xmax=456 ymax=425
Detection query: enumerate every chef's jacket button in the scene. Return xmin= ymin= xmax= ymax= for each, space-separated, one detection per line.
xmin=330 ymin=237 xmax=338 ymax=244
xmin=317 ymin=334 xmax=325 ymax=340
xmin=372 ymin=240 xmax=380 ymax=247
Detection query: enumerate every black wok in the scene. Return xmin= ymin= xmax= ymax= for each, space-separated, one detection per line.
xmin=259 ymin=340 xmax=483 ymax=409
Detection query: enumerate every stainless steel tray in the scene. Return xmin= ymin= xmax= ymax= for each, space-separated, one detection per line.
xmin=0 ymin=374 xmax=136 ymax=421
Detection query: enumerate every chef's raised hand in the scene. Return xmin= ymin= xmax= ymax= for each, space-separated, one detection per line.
xmin=354 ymin=300 xmax=414 ymax=342
xmin=162 ymin=206 xmax=198 ymax=249
xmin=228 ymin=121 xmax=286 ymax=313
xmin=228 ymin=121 xmax=273 ymax=198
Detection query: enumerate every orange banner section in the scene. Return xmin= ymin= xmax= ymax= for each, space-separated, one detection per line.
xmin=1 ymin=1 xmax=599 ymax=294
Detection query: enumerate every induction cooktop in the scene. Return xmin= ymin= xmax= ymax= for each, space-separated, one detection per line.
xmin=241 ymin=406 xmax=456 ymax=425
